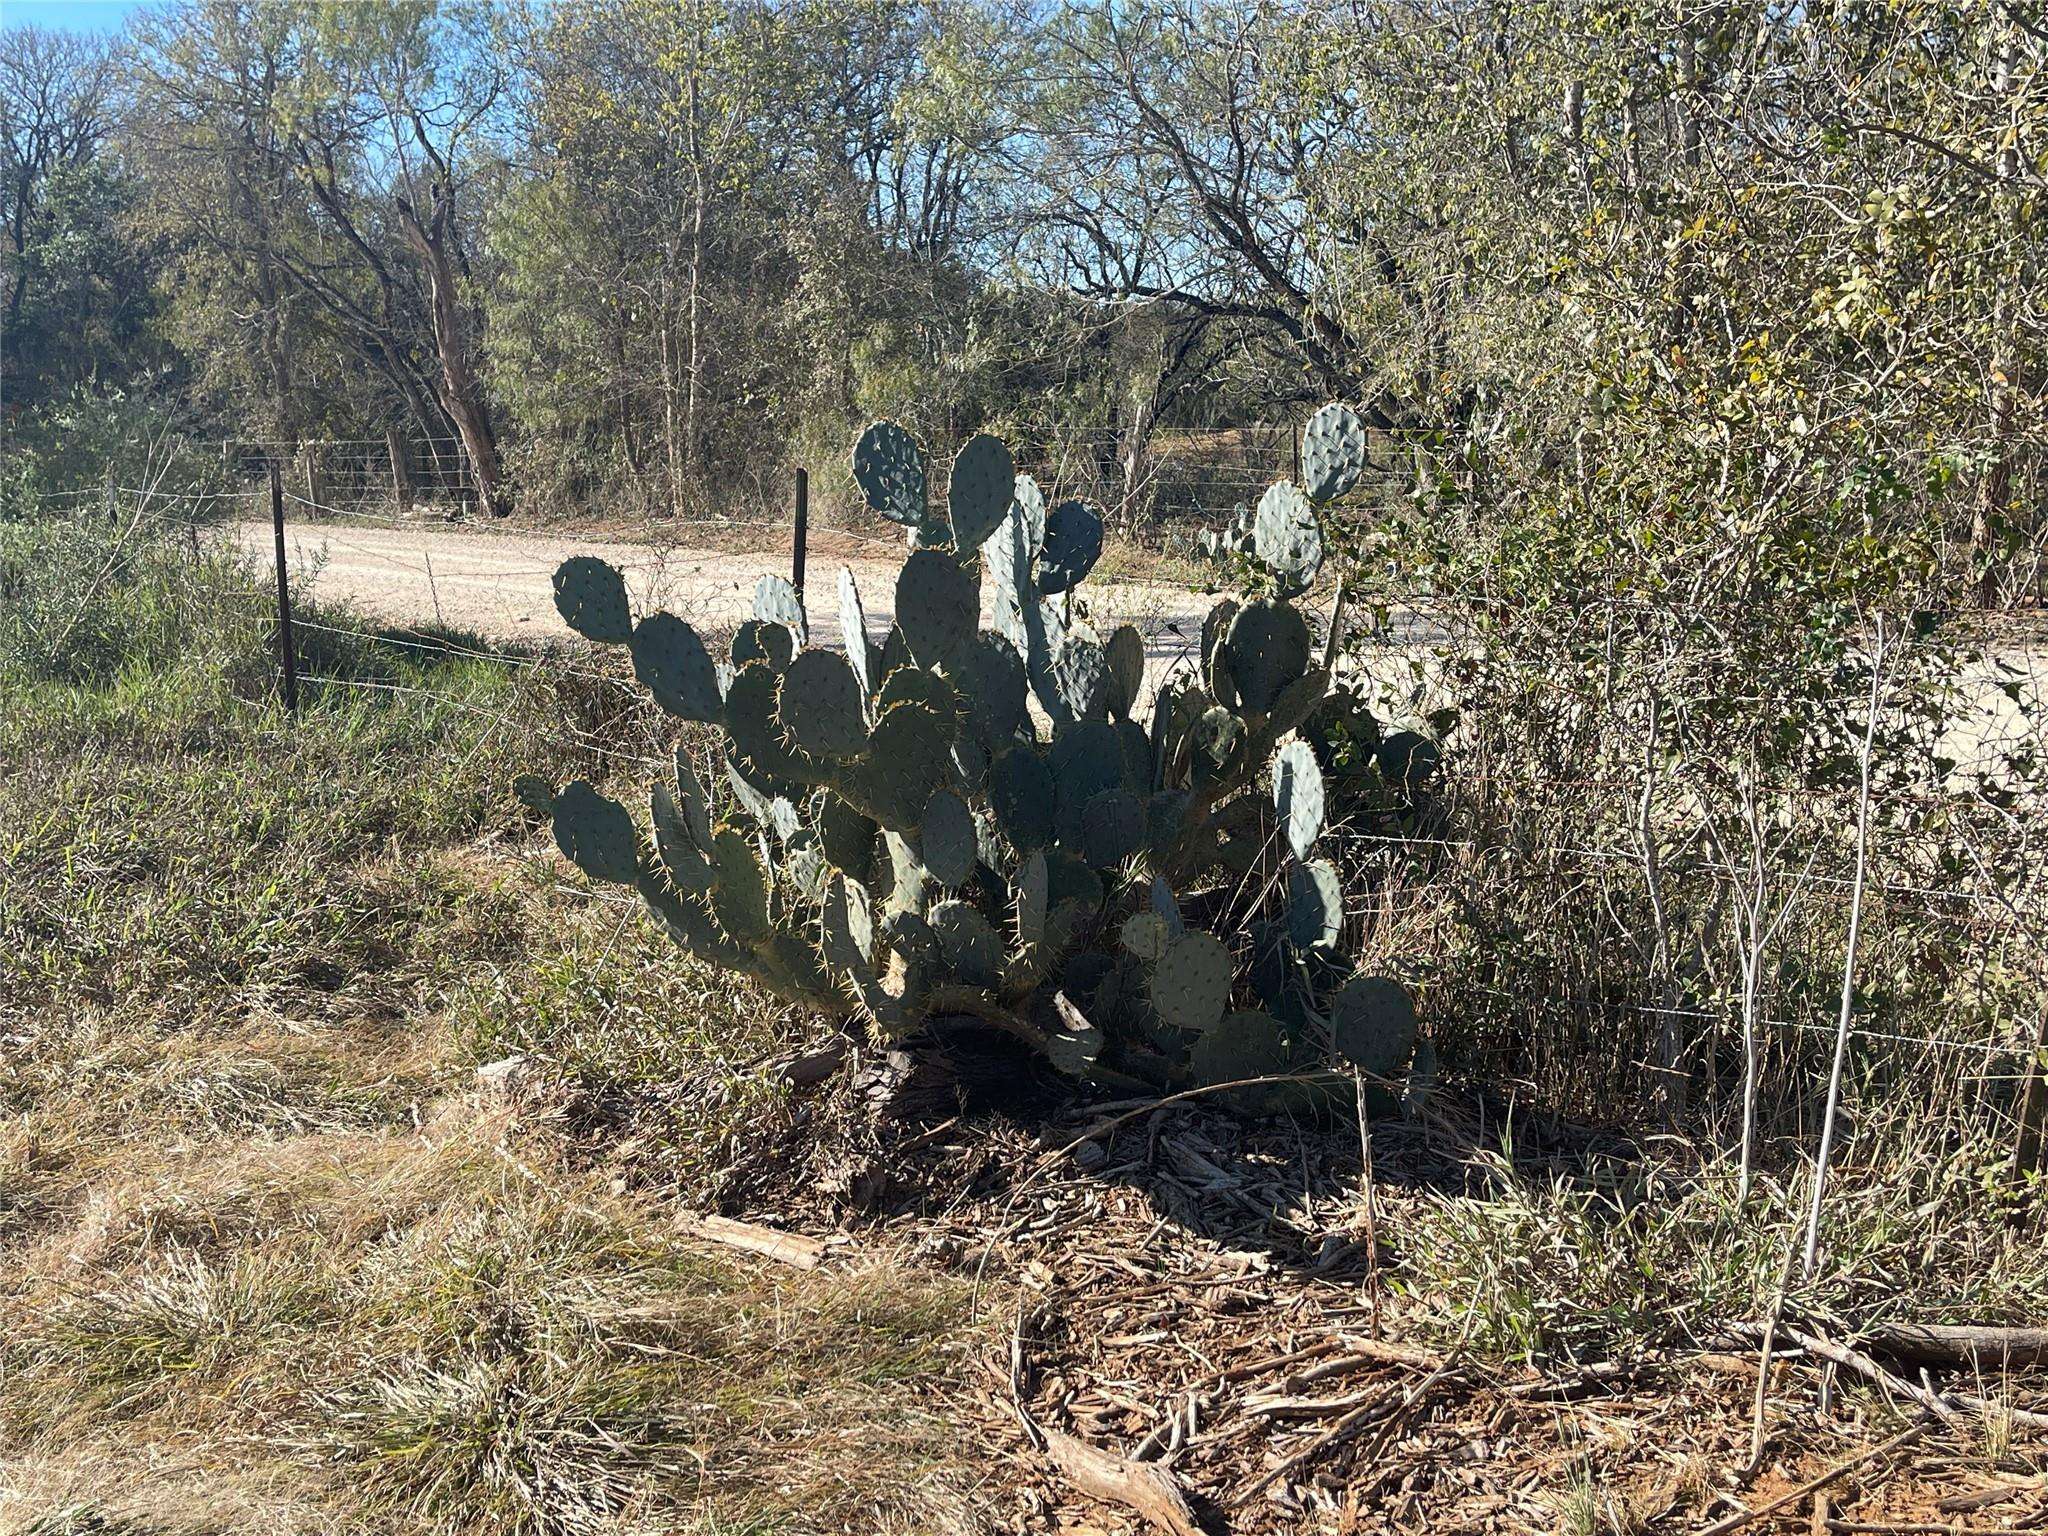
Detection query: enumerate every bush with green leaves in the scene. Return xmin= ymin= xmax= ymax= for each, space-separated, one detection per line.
xmin=519 ymin=408 xmax=1435 ymax=1109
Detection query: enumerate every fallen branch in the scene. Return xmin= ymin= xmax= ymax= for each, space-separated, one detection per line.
xmin=1038 ymin=1425 xmax=1208 ymax=1536
xmin=1777 ymin=1322 xmax=2048 ymax=1435
xmin=675 ymin=1212 xmax=828 ymax=1269
xmin=1857 ymin=1322 xmax=2048 ymax=1371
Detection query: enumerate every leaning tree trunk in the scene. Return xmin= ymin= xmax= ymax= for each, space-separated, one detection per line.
xmin=399 ymin=187 xmax=506 ymax=518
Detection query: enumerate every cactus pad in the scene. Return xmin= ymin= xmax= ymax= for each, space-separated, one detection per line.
xmin=629 ymin=614 xmax=722 ymax=721
xmin=1201 ymin=598 xmax=1241 ymax=709
xmin=732 ymin=619 xmax=795 ymax=673
xmin=838 ymin=566 xmax=874 ymax=696
xmin=853 ymin=700 xmax=956 ymax=830
xmin=821 ymin=873 xmax=874 ymax=976
xmin=777 ymin=648 xmax=867 ymax=758
xmin=1050 ymin=636 xmax=1110 ymax=722
xmin=896 ymin=548 xmax=979 ymax=667
xmin=1301 ymin=401 xmax=1368 ymax=504
xmin=652 ymin=782 xmax=716 ymax=894
xmin=1051 ymin=721 xmax=1127 ymax=846
xmin=1080 ymin=789 xmax=1143 ymax=868
xmin=1287 ymin=857 xmax=1343 ymax=948
xmin=852 ymin=420 xmax=926 ymax=525
xmin=513 ymin=774 xmax=555 ymax=817
xmin=552 ymin=556 xmax=633 ymax=644
xmin=920 ymin=788 xmax=978 ymax=887
xmin=553 ymin=779 xmax=639 ymax=884
xmin=1190 ymin=1010 xmax=1291 ymax=1091
xmin=948 ymin=433 xmax=1016 ymax=553
xmin=1010 ymin=472 xmax=1047 ymax=554
xmin=931 ymin=899 xmax=1004 ymax=988
xmin=1224 ymin=599 xmax=1311 ymax=714
xmin=1329 ymin=975 xmax=1417 ymax=1078
xmin=724 ymin=661 xmax=809 ymax=793
xmin=1273 ymin=739 xmax=1326 ymax=860
xmin=1150 ymin=930 xmax=1232 ymax=1033
xmin=1104 ymin=625 xmax=1145 ymax=718
xmin=1038 ymin=500 xmax=1104 ymax=593
xmin=1016 ymin=848 xmax=1048 ymax=944
xmin=954 ymin=632 xmax=1028 ymax=751
xmin=1253 ymin=481 xmax=1323 ymax=597
xmin=753 ymin=574 xmax=809 ymax=645
xmin=816 ymin=792 xmax=877 ymax=877
xmin=708 ymin=827 xmax=771 ymax=943
xmin=990 ymin=745 xmax=1055 ymax=851
xmin=1120 ymin=910 xmax=1170 ymax=962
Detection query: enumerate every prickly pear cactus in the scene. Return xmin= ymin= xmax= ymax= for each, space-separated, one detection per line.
xmin=1202 ymin=402 xmax=1372 ymax=596
xmin=521 ymin=413 xmax=1437 ymax=1115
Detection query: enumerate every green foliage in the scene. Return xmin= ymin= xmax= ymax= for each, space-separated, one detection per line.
xmin=526 ymin=420 xmax=1434 ymax=1107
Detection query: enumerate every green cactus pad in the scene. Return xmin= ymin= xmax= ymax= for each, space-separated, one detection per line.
xmin=1224 ymin=599 xmax=1311 ymax=715
xmin=1104 ymin=625 xmax=1145 ymax=718
xmin=1038 ymin=500 xmax=1104 ymax=593
xmin=1079 ymin=789 xmax=1143 ymax=868
xmin=953 ymin=633 xmax=1028 ymax=751
xmin=1150 ymin=930 xmax=1233 ymax=1033
xmin=1144 ymin=790 xmax=1189 ymax=854
xmin=752 ymin=574 xmax=809 ymax=645
xmin=990 ymin=746 xmax=1055 ymax=851
xmin=874 ymin=662 xmax=959 ymax=725
xmin=1202 ymin=598 xmax=1241 ymax=709
xmin=1287 ymin=857 xmax=1343 ymax=948
xmin=776 ymin=648 xmax=867 ymax=759
xmin=663 ymin=753 xmax=712 ymax=847
xmin=629 ymin=613 xmax=722 ymax=721
xmin=1043 ymin=1004 xmax=1105 ymax=1077
xmin=895 ymin=548 xmax=979 ymax=668
xmin=983 ymin=499 xmax=1035 ymax=655
xmin=513 ymin=774 xmax=555 ymax=817
xmin=1190 ymin=1010 xmax=1292 ymax=1097
xmin=1050 ymin=636 xmax=1110 ymax=722
xmin=1329 ymin=975 xmax=1417 ymax=1078
xmin=553 ymin=779 xmax=639 ymax=884
xmin=821 ymin=872 xmax=875 ymax=976
xmin=816 ymin=792 xmax=878 ymax=878
xmin=837 ymin=566 xmax=874 ymax=696
xmin=552 ymin=556 xmax=633 ymax=644
xmin=651 ymin=782 xmax=716 ymax=893
xmin=949 ymin=735 xmax=990 ymax=795
xmin=853 ymin=700 xmax=956 ymax=831
xmin=1252 ymin=481 xmax=1324 ymax=598
xmin=724 ymin=759 xmax=777 ymax=827
xmin=930 ymin=899 xmax=1004 ymax=988
xmin=1148 ymin=875 xmax=1186 ymax=937
xmin=1010 ymin=473 xmax=1047 ymax=553
xmin=873 ymin=623 xmax=913 ymax=689
xmin=708 ymin=826 xmax=771 ymax=943
xmin=948 ymin=433 xmax=1016 ymax=553
xmin=1119 ymin=910 xmax=1170 ymax=962
xmin=920 ymin=788 xmax=978 ymax=887
xmin=1377 ymin=730 xmax=1441 ymax=794
xmin=1273 ymin=739 xmax=1326 ymax=860
xmin=723 ymin=661 xmax=810 ymax=793
xmin=1044 ymin=848 xmax=1105 ymax=913
xmin=1051 ymin=721 xmax=1127 ymax=847
xmin=852 ymin=420 xmax=926 ymax=525
xmin=732 ymin=619 xmax=795 ymax=673
xmin=1016 ymin=848 xmax=1048 ymax=945
xmin=1302 ymin=402 xmax=1368 ymax=504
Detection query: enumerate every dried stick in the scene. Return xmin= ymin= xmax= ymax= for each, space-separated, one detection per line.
xmin=1802 ymin=615 xmax=1886 ymax=1281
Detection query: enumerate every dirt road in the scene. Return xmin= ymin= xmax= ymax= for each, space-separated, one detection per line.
xmin=229 ymin=518 xmax=1213 ymax=662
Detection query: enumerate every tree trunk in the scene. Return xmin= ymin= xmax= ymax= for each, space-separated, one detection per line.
xmin=399 ymin=190 xmax=505 ymax=518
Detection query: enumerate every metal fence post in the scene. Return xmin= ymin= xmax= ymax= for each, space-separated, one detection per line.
xmin=792 ymin=466 xmax=809 ymax=600
xmin=270 ymin=460 xmax=299 ymax=714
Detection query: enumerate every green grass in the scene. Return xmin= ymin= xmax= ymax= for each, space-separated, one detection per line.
xmin=0 ymin=508 xmax=991 ymax=1535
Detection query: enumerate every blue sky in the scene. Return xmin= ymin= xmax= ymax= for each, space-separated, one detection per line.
xmin=2 ymin=1 xmax=150 ymax=33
